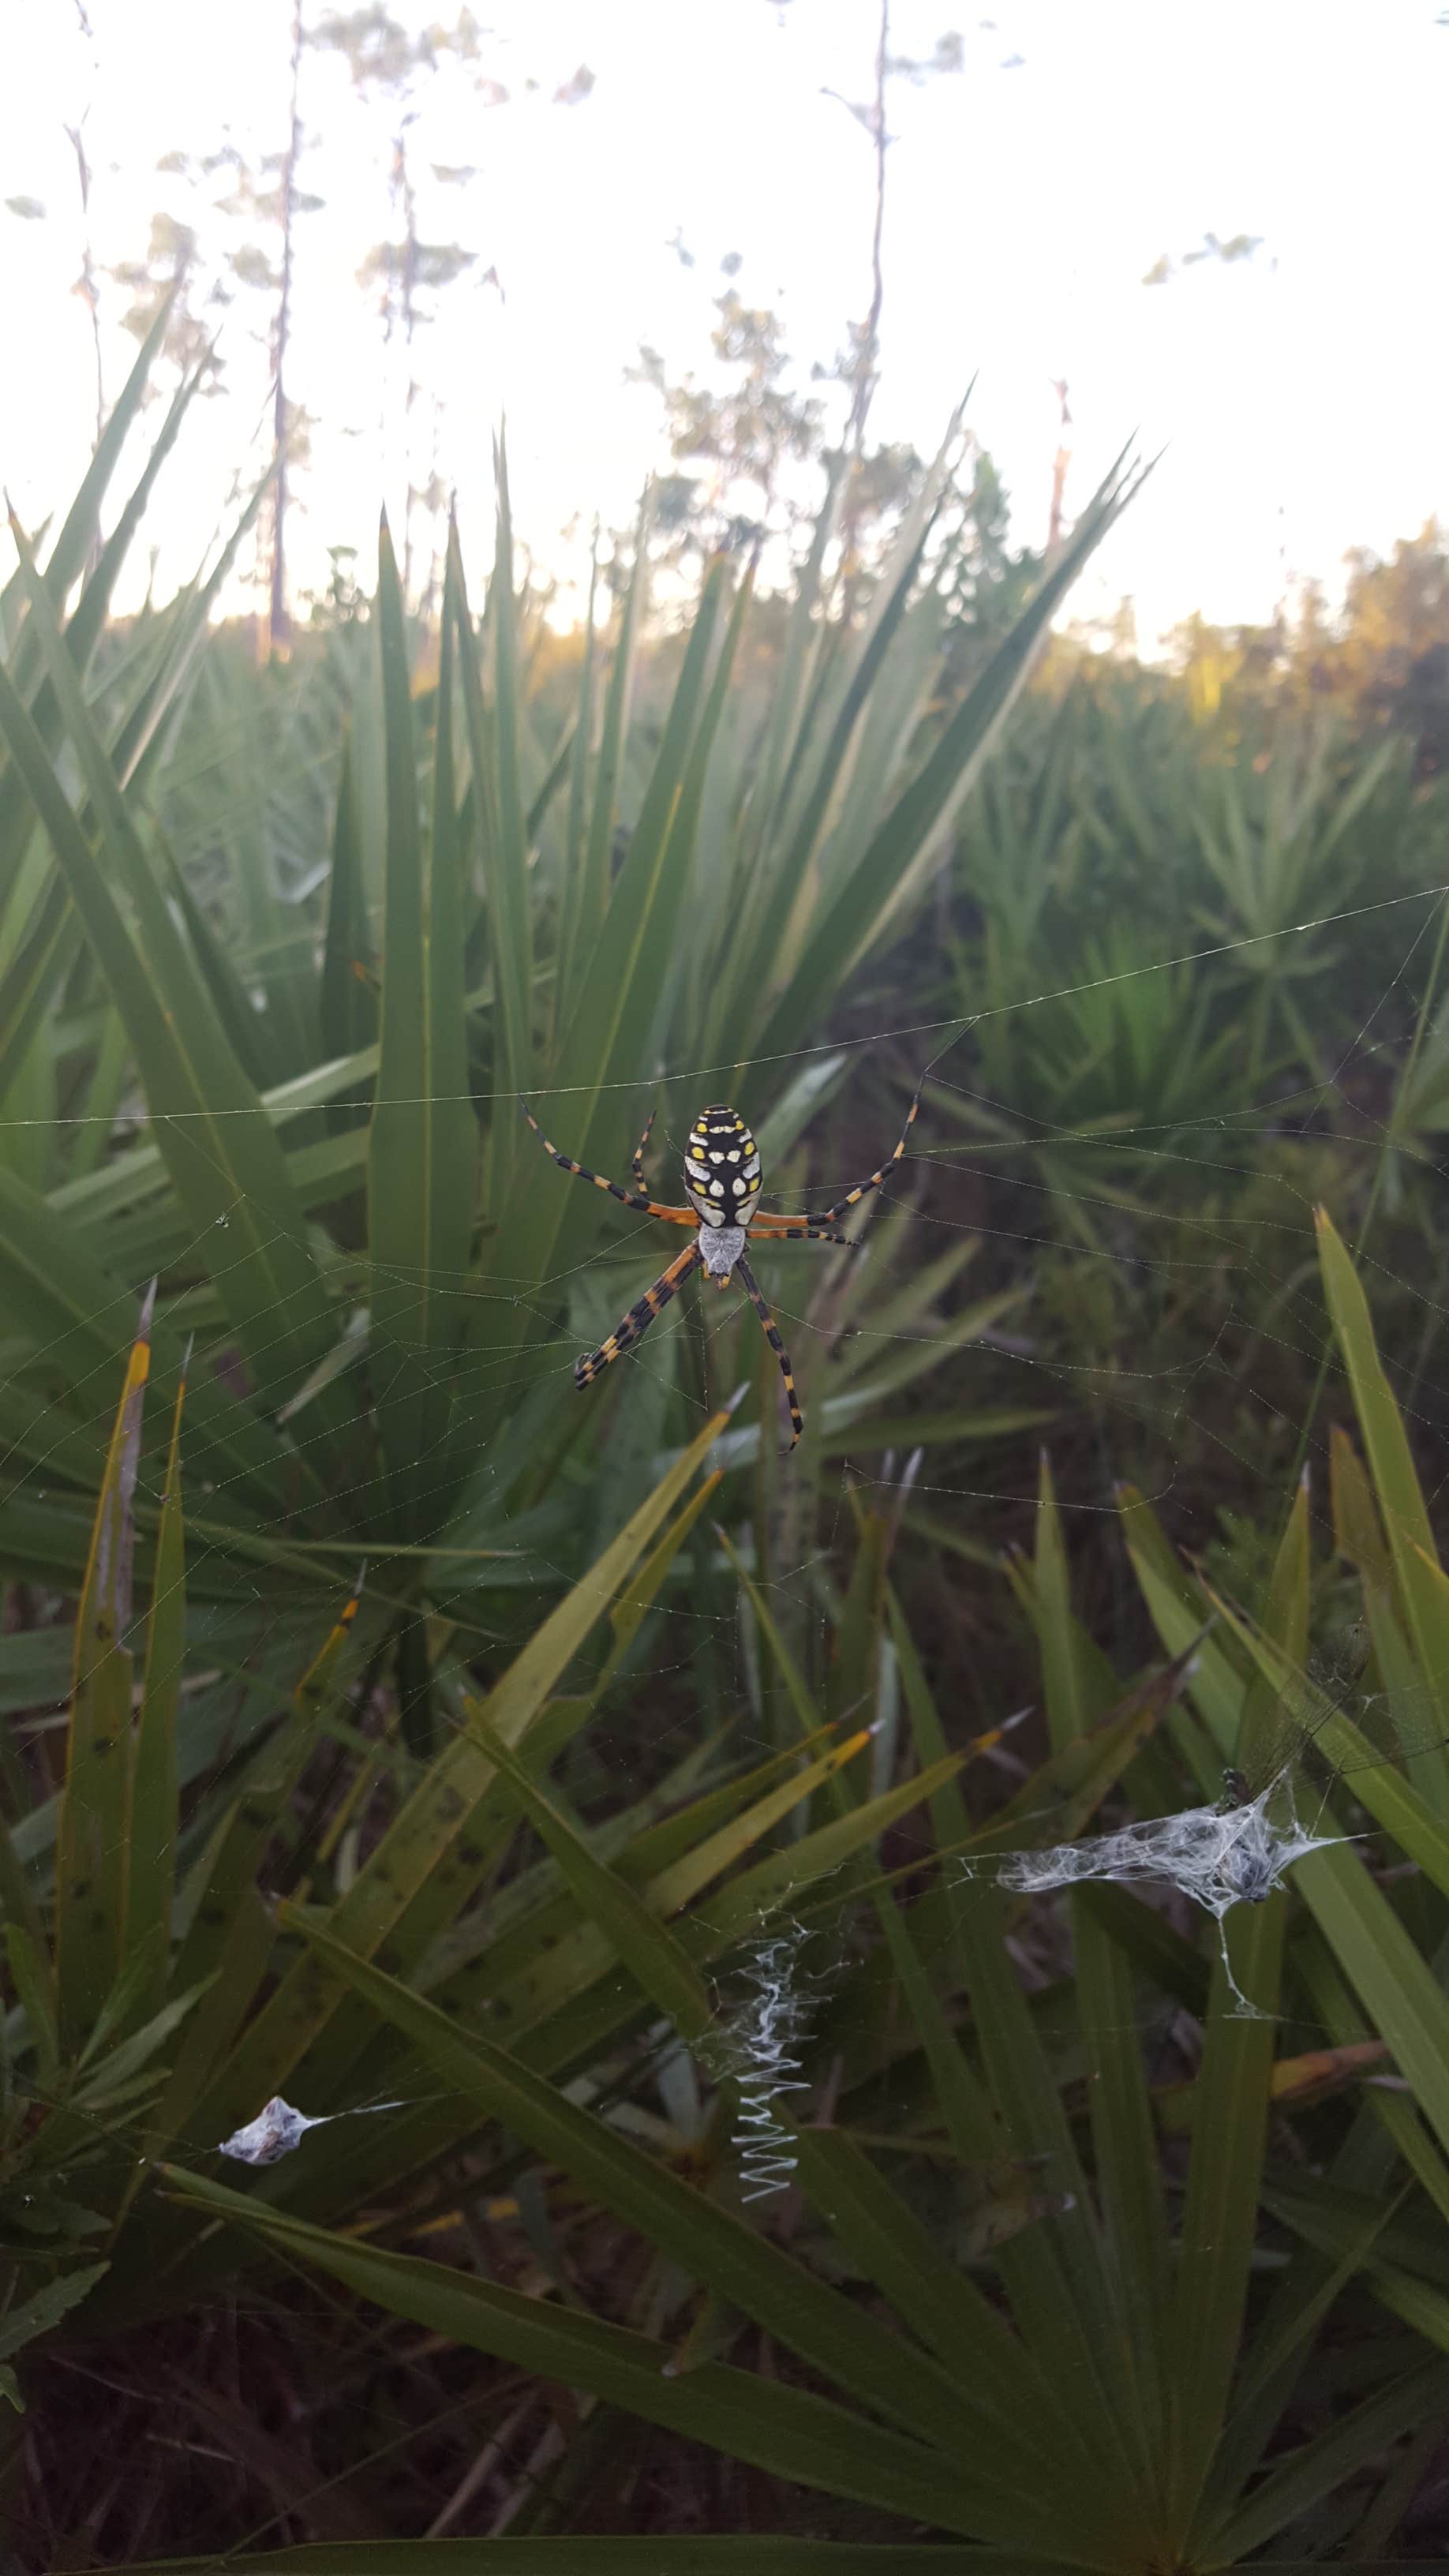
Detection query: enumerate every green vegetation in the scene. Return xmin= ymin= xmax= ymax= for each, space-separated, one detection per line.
xmin=7 ymin=314 xmax=1449 ymax=2565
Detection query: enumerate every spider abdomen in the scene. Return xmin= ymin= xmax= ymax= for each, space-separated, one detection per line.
xmin=698 ymin=1222 xmax=747 ymax=1280
xmin=683 ymin=1104 xmax=762 ymax=1230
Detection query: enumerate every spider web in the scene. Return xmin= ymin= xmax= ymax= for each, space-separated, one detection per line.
xmin=6 ymin=873 xmax=1449 ymax=2559
xmin=6 ymin=884 xmax=1449 ymax=1893
xmin=4 ymin=893 xmax=1448 ymax=1837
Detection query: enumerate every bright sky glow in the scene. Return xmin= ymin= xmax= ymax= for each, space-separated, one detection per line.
xmin=3 ymin=0 xmax=1447 ymax=646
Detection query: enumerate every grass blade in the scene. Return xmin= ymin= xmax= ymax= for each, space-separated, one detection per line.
xmin=286 ymin=1913 xmax=1072 ymax=2509
xmin=1164 ymin=1510 xmax=1303 ymax=2524
xmin=1316 ymin=1205 xmax=1449 ymax=1794
xmin=0 ymin=541 xmax=343 ymax=1428
xmin=54 ymin=1283 xmax=152 ymax=2050
xmin=193 ymin=1409 xmax=735 ymax=2135
xmin=369 ymin=516 xmax=474 ymax=1537
xmin=160 ymin=2166 xmax=994 ymax=2544
xmin=466 ymin=1712 xmax=713 ymax=2042
xmin=320 ymin=735 xmax=376 ymax=1068
xmin=752 ymin=456 xmax=1144 ymax=1067
xmin=567 ymin=490 xmax=650 ymax=1038
xmin=121 ymin=1357 xmax=187 ymax=2024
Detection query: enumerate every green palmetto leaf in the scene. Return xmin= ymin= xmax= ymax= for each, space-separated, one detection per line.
xmin=1203 ymin=2166 xmax=1419 ymax=2541
xmin=0 ymin=535 xmax=344 ymax=1436
xmin=451 ymin=522 xmax=527 ymax=1142
xmin=1320 ymin=1442 xmax=1423 ymax=1803
xmin=0 ymin=871 xmax=81 ymax=1102
xmin=120 ymin=1357 xmax=186 ymax=2025
xmin=0 ymin=295 xmax=177 ymax=872
xmin=104 ymin=2547 xmax=1030 ymax=2576
xmin=565 ymin=489 xmax=651 ymax=1041
xmin=553 ymin=526 xmax=601 ymax=1030
xmin=1287 ymin=1838 xmax=1449 ymax=2174
xmin=567 ymin=550 xmax=733 ymax=1084
xmin=0 ymin=2261 xmax=110 ymax=2369
xmin=421 ymin=1713 xmax=859 ymax=2008
xmin=176 ymin=657 xmax=318 ymax=1080
xmin=51 ymin=1021 xmax=402 ymax=1241
xmin=464 ymin=1712 xmax=713 ymax=2043
xmin=1072 ymin=1893 xmax=1173 ymax=2483
xmin=57 ymin=1001 xmax=129 ymax=1185
xmin=1031 ymin=1452 xmax=1108 ymax=1753
xmin=736 ymin=447 xmax=849 ymax=875
xmin=720 ymin=1533 xmax=819 ymax=1743
xmin=158 ymin=823 xmax=271 ymax=1093
xmin=942 ymin=1862 xmax=1150 ymax=2530
xmin=191 ymin=1409 xmax=735 ymax=2143
xmin=1159 ymin=1489 xmax=1305 ymax=2533
xmin=1116 ymin=1485 xmax=1248 ymax=1780
xmin=256 ymin=1923 xmax=1117 ymax=2557
xmin=748 ymin=452 xmax=1146 ymax=1073
xmin=677 ymin=1748 xmax=965 ymax=1956
xmin=319 ymin=733 xmax=376 ymax=1069
xmin=5 ymin=1920 xmax=58 ymax=2088
xmin=484 ymin=443 xmax=533 ymax=1114
xmin=0 ymin=1161 xmax=304 ymax=1520
xmin=53 ymin=1282 xmax=152 ymax=2051
xmin=152 ymin=1578 xmax=367 ymax=2144
xmin=731 ymin=393 xmax=971 ymax=972
xmin=256 ymin=1738 xmax=944 ymax=2252
xmin=790 ymin=2122 xmax=1118 ymax=2554
xmin=708 ymin=500 xmax=941 ymax=1067
xmin=369 ymin=516 xmax=474 ymax=1538
xmin=92 ymin=1734 xmax=869 ymax=2308
xmin=1316 ymin=1204 xmax=1449 ymax=1803
xmin=480 ymin=555 xmax=739 ymax=1376
xmin=0 ymin=365 xmax=228 ymax=1099
xmin=447 ymin=1722 xmax=882 ymax=2052
xmin=159 ymin=2163 xmax=1002 ymax=2545
xmin=114 ymin=455 xmax=279 ymax=810
xmin=61 ymin=355 xmax=210 ymax=680
xmin=1124 ymin=1494 xmax=1449 ymax=2194
xmin=949 ymin=1679 xmax=1193 ymax=1898
xmin=1005 ymin=1503 xmax=1178 ymax=2496
xmin=1199 ymin=1586 xmax=1449 ymax=1906
xmin=1206 ymin=2348 xmax=1449 ymax=2567
xmin=0 ymin=393 xmax=270 ymax=1123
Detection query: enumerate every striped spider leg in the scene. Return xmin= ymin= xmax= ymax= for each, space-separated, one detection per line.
xmin=629 ymin=1110 xmax=657 ymax=1193
xmin=748 ymin=1078 xmax=924 ymax=1237
xmin=516 ymin=1095 xmax=695 ymax=1226
xmin=732 ymin=1250 xmax=803 ymax=1443
xmin=519 ymin=1081 xmax=923 ymax=1449
xmin=575 ymin=1238 xmax=702 ymax=1387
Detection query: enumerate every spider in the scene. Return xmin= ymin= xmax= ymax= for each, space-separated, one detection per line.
xmin=518 ymin=1083 xmax=923 ymax=1448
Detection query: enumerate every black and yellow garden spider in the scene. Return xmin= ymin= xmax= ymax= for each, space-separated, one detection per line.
xmin=518 ymin=1083 xmax=923 ymax=1447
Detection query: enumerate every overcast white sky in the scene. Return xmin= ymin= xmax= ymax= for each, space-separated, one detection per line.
xmin=2 ymin=0 xmax=1447 ymax=649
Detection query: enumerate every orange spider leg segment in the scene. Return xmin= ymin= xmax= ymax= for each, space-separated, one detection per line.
xmin=747 ymin=1214 xmax=856 ymax=1249
xmin=629 ymin=1109 xmax=657 ymax=1193
xmin=516 ymin=1095 xmax=695 ymax=1226
xmin=575 ymin=1240 xmax=702 ymax=1387
xmin=807 ymin=1081 xmax=924 ymax=1226
xmin=733 ymin=1251 xmax=805 ymax=1447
